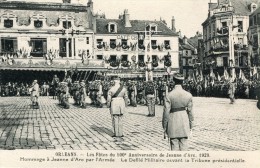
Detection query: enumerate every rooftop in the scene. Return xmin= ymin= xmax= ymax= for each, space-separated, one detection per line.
xmin=203 ymin=0 xmax=260 ymax=25
xmin=0 ymin=1 xmax=88 ymax=12
xmin=96 ymin=18 xmax=178 ymax=36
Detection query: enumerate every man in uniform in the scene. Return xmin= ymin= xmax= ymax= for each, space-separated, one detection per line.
xmin=79 ymin=80 xmax=87 ymax=108
xmin=162 ymin=73 xmax=194 ymax=151
xmin=59 ymin=82 xmax=70 ymax=109
xmin=144 ymin=80 xmax=156 ymax=116
xmin=31 ymin=80 xmax=40 ymax=109
xmin=51 ymin=74 xmax=60 ymax=99
xmin=107 ymin=76 xmax=129 ymax=137
xmin=128 ymin=80 xmax=137 ymax=107
xmin=228 ymin=78 xmax=236 ymax=104
xmin=158 ymin=81 xmax=168 ymax=105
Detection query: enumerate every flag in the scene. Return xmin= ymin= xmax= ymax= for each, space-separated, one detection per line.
xmin=147 ymin=42 xmax=150 ymax=50
xmin=204 ymin=76 xmax=207 ymax=88
xmin=193 ymin=72 xmax=197 ymax=83
xmin=239 ymin=69 xmax=242 ymax=79
xmin=210 ymin=67 xmax=215 ymax=78
xmin=217 ymin=72 xmax=221 ymax=81
xmin=224 ymin=68 xmax=229 ymax=80
xmin=241 ymin=70 xmax=248 ymax=83
xmin=253 ymin=66 xmax=258 ymax=79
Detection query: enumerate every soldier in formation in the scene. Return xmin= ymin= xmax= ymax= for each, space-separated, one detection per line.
xmin=144 ymin=80 xmax=156 ymax=117
xmin=58 ymin=81 xmax=70 ymax=109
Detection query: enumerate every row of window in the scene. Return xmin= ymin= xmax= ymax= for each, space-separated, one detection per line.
xmin=204 ymin=20 xmax=244 ymax=40
xmin=2 ymin=19 xmax=73 ymax=29
xmin=107 ymin=23 xmax=157 ymax=33
xmin=96 ymin=55 xmax=162 ymax=61
xmin=96 ymin=39 xmax=170 ymax=46
xmin=0 ymin=38 xmax=86 ymax=57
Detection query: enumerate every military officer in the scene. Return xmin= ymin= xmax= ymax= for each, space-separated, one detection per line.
xmin=51 ymin=74 xmax=60 ymax=99
xmin=107 ymin=76 xmax=129 ymax=137
xmin=30 ymin=80 xmax=40 ymax=109
xmin=228 ymin=78 xmax=236 ymax=104
xmin=79 ymin=80 xmax=87 ymax=108
xmin=162 ymin=73 xmax=194 ymax=151
xmin=144 ymin=80 xmax=156 ymax=117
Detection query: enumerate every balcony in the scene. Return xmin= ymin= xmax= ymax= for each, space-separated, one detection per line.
xmin=213 ymin=6 xmax=234 ymax=14
xmin=0 ymin=57 xmax=106 ymax=70
xmin=234 ymin=44 xmax=248 ymax=51
xmin=216 ymin=27 xmax=229 ymax=36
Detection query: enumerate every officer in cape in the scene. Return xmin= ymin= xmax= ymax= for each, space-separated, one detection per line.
xmin=162 ymin=73 xmax=194 ymax=151
xmin=107 ymin=76 xmax=129 ymax=138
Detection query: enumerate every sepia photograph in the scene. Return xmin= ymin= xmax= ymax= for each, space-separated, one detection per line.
xmin=0 ymin=0 xmax=259 ymax=167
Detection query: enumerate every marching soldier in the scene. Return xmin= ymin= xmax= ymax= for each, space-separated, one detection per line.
xmin=95 ymin=80 xmax=103 ymax=108
xmin=30 ymin=80 xmax=40 ymax=109
xmin=144 ymin=80 xmax=156 ymax=117
xmin=107 ymin=76 xmax=129 ymax=137
xmin=102 ymin=79 xmax=111 ymax=101
xmin=59 ymin=82 xmax=70 ymax=109
xmin=228 ymin=78 xmax=236 ymax=104
xmin=158 ymin=81 xmax=168 ymax=105
xmin=128 ymin=80 xmax=137 ymax=107
xmin=79 ymin=80 xmax=87 ymax=108
xmin=136 ymin=80 xmax=145 ymax=104
xmin=51 ymin=74 xmax=60 ymax=99
xmin=162 ymin=73 xmax=194 ymax=151
xmin=72 ymin=81 xmax=81 ymax=105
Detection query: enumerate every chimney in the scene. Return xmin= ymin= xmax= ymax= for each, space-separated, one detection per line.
xmin=123 ymin=9 xmax=132 ymax=27
xmin=87 ymin=0 xmax=93 ymax=12
xmin=119 ymin=14 xmax=123 ymax=20
xmin=178 ymin=30 xmax=182 ymax=38
xmin=63 ymin=0 xmax=71 ymax=3
xmin=171 ymin=16 xmax=176 ymax=33
xmin=183 ymin=36 xmax=188 ymax=44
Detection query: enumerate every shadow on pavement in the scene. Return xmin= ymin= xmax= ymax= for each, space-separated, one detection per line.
xmin=90 ymin=125 xmax=114 ymax=137
xmin=128 ymin=112 xmax=147 ymax=116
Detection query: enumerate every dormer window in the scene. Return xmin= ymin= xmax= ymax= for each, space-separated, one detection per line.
xmin=63 ymin=21 xmax=72 ymax=29
xmin=4 ymin=19 xmax=13 ymax=28
xmin=34 ymin=20 xmax=43 ymax=28
xmin=146 ymin=24 xmax=157 ymax=34
xmin=108 ymin=22 xmax=117 ymax=33
xmin=250 ymin=3 xmax=257 ymax=12
xmin=151 ymin=26 xmax=156 ymax=31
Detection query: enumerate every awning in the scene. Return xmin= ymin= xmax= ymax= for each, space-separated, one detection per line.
xmin=0 ymin=66 xmax=107 ymax=72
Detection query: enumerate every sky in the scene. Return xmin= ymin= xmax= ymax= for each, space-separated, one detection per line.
xmin=7 ymin=0 xmax=218 ymax=37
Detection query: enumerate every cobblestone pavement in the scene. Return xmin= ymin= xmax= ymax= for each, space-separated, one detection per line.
xmin=0 ymin=96 xmax=259 ymax=151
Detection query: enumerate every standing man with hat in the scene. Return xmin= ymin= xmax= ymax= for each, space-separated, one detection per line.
xmin=162 ymin=73 xmax=194 ymax=151
xmin=107 ymin=76 xmax=129 ymax=137
xmin=31 ymin=80 xmax=40 ymax=109
xmin=227 ymin=78 xmax=236 ymax=104
xmin=144 ymin=79 xmax=156 ymax=117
